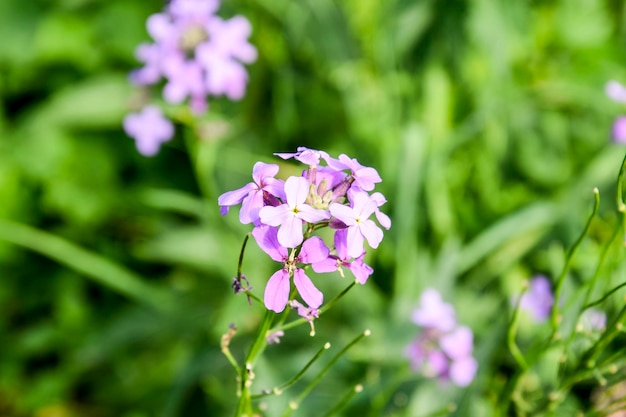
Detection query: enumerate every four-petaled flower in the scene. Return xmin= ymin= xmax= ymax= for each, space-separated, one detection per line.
xmin=123 ymin=106 xmax=174 ymax=156
xmin=329 ymin=191 xmax=383 ymax=258
xmin=252 ymin=225 xmax=329 ymax=313
xmin=218 ymin=162 xmax=285 ymax=223
xmin=259 ymin=177 xmax=329 ymax=248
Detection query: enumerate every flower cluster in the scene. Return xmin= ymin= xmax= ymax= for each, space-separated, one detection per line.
xmin=405 ymin=289 xmax=478 ymax=387
xmin=124 ymin=0 xmax=257 ymax=156
xmin=517 ymin=275 xmax=554 ymax=323
xmin=218 ymin=147 xmax=391 ymax=316
xmin=605 ymin=80 xmax=626 ymax=143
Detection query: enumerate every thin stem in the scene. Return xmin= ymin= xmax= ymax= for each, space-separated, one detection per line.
xmin=234 ymin=310 xmax=274 ymax=417
xmin=282 ymin=330 xmax=371 ymax=416
xmin=251 ymin=342 xmax=332 ymax=398
xmin=508 ymin=287 xmax=529 ymax=371
xmin=550 ymin=188 xmax=600 ymax=330
xmin=237 ymin=233 xmax=250 ymax=281
xmin=321 ymin=384 xmax=363 ymax=417
xmin=583 ymin=281 xmax=626 ymax=310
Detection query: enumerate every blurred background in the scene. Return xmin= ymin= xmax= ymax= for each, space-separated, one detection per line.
xmin=2 ymin=0 xmax=626 ymax=416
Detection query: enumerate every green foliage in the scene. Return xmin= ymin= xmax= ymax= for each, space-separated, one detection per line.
xmin=2 ymin=0 xmax=626 ymax=416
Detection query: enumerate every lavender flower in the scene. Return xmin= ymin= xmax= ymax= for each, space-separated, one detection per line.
xmin=219 ymin=148 xmax=390 ymax=315
xmin=579 ymin=308 xmax=606 ymax=332
xmin=123 ymin=106 xmax=174 ymax=156
xmin=406 ymin=288 xmax=478 ymax=387
xmin=518 ymin=275 xmax=554 ymax=323
xmin=605 ymin=81 xmax=626 ymax=143
xmin=125 ymin=0 xmax=257 ymax=155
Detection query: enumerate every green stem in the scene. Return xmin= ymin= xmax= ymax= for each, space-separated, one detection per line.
xmin=550 ymin=188 xmax=600 ymax=331
xmin=269 ymin=281 xmax=356 ymax=334
xmin=508 ymin=288 xmax=529 ymax=371
xmin=234 ymin=310 xmax=275 ymax=417
xmin=281 ymin=330 xmax=371 ymax=417
xmin=251 ymin=342 xmax=331 ymax=398
xmin=321 ymin=384 xmax=363 ymax=417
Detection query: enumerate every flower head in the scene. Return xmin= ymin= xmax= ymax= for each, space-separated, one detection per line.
xmin=406 ymin=289 xmax=478 ymax=387
xmin=123 ymin=106 xmax=174 ymax=156
xmin=518 ymin=275 xmax=554 ymax=323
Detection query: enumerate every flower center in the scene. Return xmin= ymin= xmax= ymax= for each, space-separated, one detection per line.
xmin=180 ymin=25 xmax=208 ymax=53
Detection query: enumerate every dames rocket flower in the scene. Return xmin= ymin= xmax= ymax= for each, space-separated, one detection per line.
xmin=123 ymin=106 xmax=174 ymax=156
xmin=406 ymin=288 xmax=478 ymax=387
xmin=517 ymin=275 xmax=554 ymax=323
xmin=605 ymin=80 xmax=626 ymax=143
xmin=125 ymin=0 xmax=257 ymax=155
xmin=219 ymin=147 xmax=390 ymax=316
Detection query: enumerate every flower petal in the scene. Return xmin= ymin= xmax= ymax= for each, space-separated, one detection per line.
xmin=284 ymin=176 xmax=310 ymax=207
xmin=299 ymin=236 xmax=330 ymax=264
xmin=277 ymin=214 xmax=303 ymax=248
xmin=360 ymin=220 xmax=383 ymax=249
xmin=264 ymin=270 xmax=291 ymax=313
xmin=251 ymin=225 xmax=287 ymax=262
xmin=293 ymin=268 xmax=323 ymax=308
xmin=251 ymin=162 xmax=279 ymax=186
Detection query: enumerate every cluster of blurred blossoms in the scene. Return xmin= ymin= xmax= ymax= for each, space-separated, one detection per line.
xmin=218 ymin=147 xmax=391 ymax=322
xmin=517 ymin=275 xmax=606 ymax=332
xmin=606 ymin=80 xmax=626 ymax=143
xmin=123 ymin=0 xmax=257 ymax=156
xmin=405 ymin=289 xmax=478 ymax=387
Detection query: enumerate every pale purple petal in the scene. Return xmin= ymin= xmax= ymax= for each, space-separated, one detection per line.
xmin=519 ymin=276 xmax=554 ymax=323
xmin=612 ymin=117 xmax=626 ymax=143
xmin=350 ymin=256 xmax=373 ymax=284
xmin=440 ymin=326 xmax=474 ymax=360
xmin=375 ymin=210 xmax=392 ymax=230
xmin=262 ymin=178 xmax=286 ymax=200
xmin=345 ymin=226 xmax=365 ymax=259
xmin=264 ymin=269 xmax=291 ymax=313
xmin=424 ymin=350 xmax=449 ymax=377
xmin=259 ymin=204 xmax=291 ymax=226
xmin=251 ymin=225 xmax=286 ymax=262
xmin=217 ymin=183 xmax=256 ymax=207
xmin=284 ymin=176 xmax=310 ymax=207
xmin=311 ymin=257 xmax=339 ymax=273
xmin=329 ymin=204 xmax=357 ymax=226
xmin=293 ymin=268 xmax=323 ymax=308
xmin=252 ymin=162 xmax=280 ymax=185
xmin=296 ymin=205 xmax=329 ymax=223
xmin=299 ymin=237 xmax=330 ymax=264
xmin=359 ymin=220 xmax=384 ymax=249
xmin=606 ymin=80 xmax=626 ymax=103
xmin=239 ymin=191 xmax=264 ymax=224
xmin=277 ymin=215 xmax=304 ymax=248
xmin=334 ymin=229 xmax=349 ymax=260
xmin=449 ymin=357 xmax=478 ymax=387
xmin=412 ymin=289 xmax=456 ymax=332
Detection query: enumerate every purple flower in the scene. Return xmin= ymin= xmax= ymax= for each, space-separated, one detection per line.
xmin=580 ymin=308 xmax=606 ymax=332
xmin=312 ymin=229 xmax=373 ymax=284
xmin=406 ymin=289 xmax=478 ymax=387
xmin=130 ymin=0 xmax=256 ymax=109
xmin=326 ymin=154 xmax=382 ymax=191
xmin=518 ymin=275 xmax=554 ymax=323
xmin=411 ymin=288 xmax=456 ymax=332
xmin=259 ymin=177 xmax=329 ymax=248
xmin=611 ymin=117 xmax=626 ymax=143
xmin=606 ymin=80 xmax=626 ymax=103
xmin=252 ymin=226 xmax=329 ymax=312
xmin=275 ymin=147 xmax=330 ymax=167
xmin=329 ymin=191 xmax=383 ymax=258
xmin=218 ymin=162 xmax=285 ymax=223
xmin=123 ymin=106 xmax=174 ymax=156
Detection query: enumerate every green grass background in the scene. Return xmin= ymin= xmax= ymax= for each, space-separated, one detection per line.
xmin=2 ymin=0 xmax=626 ymax=415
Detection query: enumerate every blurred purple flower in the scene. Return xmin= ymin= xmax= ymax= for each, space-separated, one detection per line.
xmin=123 ymin=106 xmax=174 ymax=156
xmin=406 ymin=289 xmax=478 ymax=387
xmin=612 ymin=117 xmax=626 ymax=143
xmin=580 ymin=308 xmax=606 ymax=332
xmin=411 ymin=288 xmax=456 ymax=332
xmin=518 ymin=275 xmax=554 ymax=323
xmin=606 ymin=80 xmax=626 ymax=103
